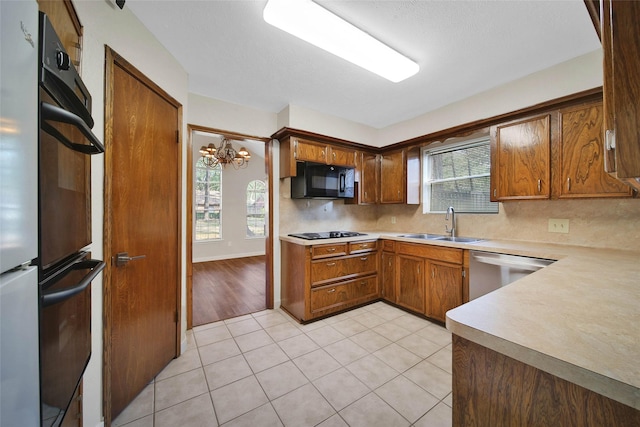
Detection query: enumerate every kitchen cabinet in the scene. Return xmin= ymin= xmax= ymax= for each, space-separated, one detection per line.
xmin=394 ymin=242 xmax=463 ymax=321
xmin=380 ymin=150 xmax=406 ymax=204
xmin=281 ymin=239 xmax=379 ymax=322
xmin=453 ymin=335 xmax=640 ymax=426
xmin=380 ymin=240 xmax=396 ymax=303
xmin=38 ymin=0 xmax=82 ymax=72
xmin=556 ymin=102 xmax=632 ymax=198
xmin=279 ymin=135 xmax=356 ymax=178
xmin=356 ymin=149 xmax=408 ymax=204
xmin=426 ymin=261 xmax=463 ymax=323
xmin=490 ymin=114 xmax=551 ymax=201
xmin=600 ymin=0 xmax=640 ymax=191
xmin=360 ymin=151 xmax=379 ymax=204
xmin=396 ymin=254 xmax=425 ymax=313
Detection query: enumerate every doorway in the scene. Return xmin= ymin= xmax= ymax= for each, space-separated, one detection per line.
xmin=103 ymin=48 xmax=182 ymax=423
xmin=186 ymin=125 xmax=273 ymax=329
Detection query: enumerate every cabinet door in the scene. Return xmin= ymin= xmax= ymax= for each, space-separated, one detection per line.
xmin=396 ymin=254 xmax=425 ymax=313
xmin=381 ymin=251 xmax=396 ymax=303
xmin=558 ymin=103 xmax=632 ymax=198
xmin=601 ymin=0 xmax=640 ymax=190
xmin=295 ymin=139 xmax=327 ymax=163
xmin=491 ymin=115 xmax=551 ymax=200
xmin=380 ymin=150 xmax=405 ymax=204
xmin=426 ymin=261 xmax=462 ymax=323
xmin=361 ymin=153 xmax=379 ymax=204
xmin=329 ymin=146 xmax=356 ymax=167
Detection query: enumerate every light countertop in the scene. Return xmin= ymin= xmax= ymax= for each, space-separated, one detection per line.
xmin=280 ymin=231 xmax=640 ymax=409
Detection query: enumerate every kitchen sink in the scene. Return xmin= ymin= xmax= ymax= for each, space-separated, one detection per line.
xmin=399 ymin=234 xmax=483 ymax=243
xmin=399 ymin=233 xmax=447 ymax=240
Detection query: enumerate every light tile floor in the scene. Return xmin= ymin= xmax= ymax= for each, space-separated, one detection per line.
xmin=113 ymin=302 xmax=453 ymax=427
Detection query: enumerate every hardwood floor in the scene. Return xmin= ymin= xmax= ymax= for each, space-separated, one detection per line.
xmin=192 ymin=255 xmax=266 ymax=326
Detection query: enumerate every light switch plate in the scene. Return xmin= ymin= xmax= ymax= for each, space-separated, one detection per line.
xmin=548 ymin=218 xmax=569 ymax=233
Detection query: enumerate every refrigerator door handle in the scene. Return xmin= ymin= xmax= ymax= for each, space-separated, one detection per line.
xmin=41 ymin=259 xmax=105 ymax=307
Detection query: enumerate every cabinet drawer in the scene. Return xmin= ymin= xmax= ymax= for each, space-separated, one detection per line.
xmin=312 ymin=243 xmax=347 ymax=259
xmin=396 ymin=242 xmax=462 ymax=264
xmin=311 ymin=253 xmax=378 ymax=286
xmin=310 ymin=276 xmax=378 ymax=314
xmin=381 ymin=240 xmax=395 ymax=252
xmin=349 ymin=240 xmax=377 ymax=254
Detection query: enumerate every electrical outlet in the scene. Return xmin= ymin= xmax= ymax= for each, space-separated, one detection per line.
xmin=548 ymin=218 xmax=569 ymax=234
xmin=391 ymin=216 xmax=397 ymax=224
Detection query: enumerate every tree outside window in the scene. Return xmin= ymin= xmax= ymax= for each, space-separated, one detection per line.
xmin=246 ymin=180 xmax=266 ymax=238
xmin=195 ymin=159 xmax=222 ymax=240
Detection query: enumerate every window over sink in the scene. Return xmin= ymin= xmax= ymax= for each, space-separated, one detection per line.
xmin=422 ymin=136 xmax=498 ymax=214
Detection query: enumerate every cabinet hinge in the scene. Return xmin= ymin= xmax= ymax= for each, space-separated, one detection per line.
xmin=462 ymin=270 xmax=466 ymax=278
xmin=175 ymin=311 xmax=179 ymax=323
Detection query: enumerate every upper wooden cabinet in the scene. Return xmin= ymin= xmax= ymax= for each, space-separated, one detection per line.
xmin=360 ymin=152 xmax=379 ymax=204
xmin=38 ymin=0 xmax=82 ymax=72
xmin=355 ymin=149 xmax=411 ymax=205
xmin=279 ymin=135 xmax=356 ymax=178
xmin=600 ymin=0 xmax=640 ymax=191
xmin=556 ymin=102 xmax=632 ymax=198
xmin=380 ymin=150 xmax=406 ymax=204
xmin=490 ymin=114 xmax=551 ymax=201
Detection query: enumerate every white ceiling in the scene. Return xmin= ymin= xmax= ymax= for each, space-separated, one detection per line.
xmin=126 ymin=0 xmax=600 ymax=129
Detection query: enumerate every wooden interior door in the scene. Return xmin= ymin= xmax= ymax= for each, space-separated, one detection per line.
xmin=104 ymin=48 xmax=181 ymax=422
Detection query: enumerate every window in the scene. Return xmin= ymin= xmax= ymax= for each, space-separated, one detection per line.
xmin=195 ymin=159 xmax=222 ymax=240
xmin=246 ymin=180 xmax=266 ymax=238
xmin=423 ymin=137 xmax=498 ymax=213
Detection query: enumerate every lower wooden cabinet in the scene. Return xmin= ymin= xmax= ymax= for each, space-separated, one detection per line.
xmin=427 ymin=261 xmax=463 ymax=323
xmin=281 ymin=240 xmax=379 ymax=322
xmin=310 ymin=276 xmax=378 ymax=315
xmin=396 ymin=254 xmax=426 ymax=313
xmin=394 ymin=242 xmax=463 ymax=322
xmin=381 ymin=250 xmax=396 ymax=302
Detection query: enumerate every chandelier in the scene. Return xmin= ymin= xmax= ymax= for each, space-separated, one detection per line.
xmin=199 ymin=138 xmax=251 ymax=169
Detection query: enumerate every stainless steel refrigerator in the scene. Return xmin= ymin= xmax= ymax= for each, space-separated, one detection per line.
xmin=1 ymin=0 xmax=41 ymax=425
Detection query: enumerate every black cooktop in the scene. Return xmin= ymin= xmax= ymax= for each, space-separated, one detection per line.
xmin=288 ymin=231 xmax=368 ymax=240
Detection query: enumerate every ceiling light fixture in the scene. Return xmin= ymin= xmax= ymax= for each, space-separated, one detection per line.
xmin=263 ymin=0 xmax=419 ymax=83
xmin=199 ymin=138 xmax=251 ymax=169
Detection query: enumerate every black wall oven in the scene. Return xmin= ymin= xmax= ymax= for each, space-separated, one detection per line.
xmin=38 ymin=13 xmax=104 ymax=427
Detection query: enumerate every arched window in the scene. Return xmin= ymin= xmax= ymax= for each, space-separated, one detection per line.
xmin=195 ymin=159 xmax=222 ymax=240
xmin=246 ymin=180 xmax=266 ymax=238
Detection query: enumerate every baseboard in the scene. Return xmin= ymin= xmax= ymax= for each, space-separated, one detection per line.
xmin=193 ymin=251 xmax=266 ymax=263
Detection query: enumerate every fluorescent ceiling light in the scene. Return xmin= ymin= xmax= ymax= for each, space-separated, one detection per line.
xmin=263 ymin=0 xmax=419 ymax=82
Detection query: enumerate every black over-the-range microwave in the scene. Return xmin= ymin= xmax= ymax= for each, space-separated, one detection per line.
xmin=291 ymin=162 xmax=355 ymax=199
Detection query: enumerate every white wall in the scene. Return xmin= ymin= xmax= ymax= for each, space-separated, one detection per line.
xmin=71 ymin=2 xmax=188 ymax=426
xmin=191 ymin=132 xmax=267 ymax=262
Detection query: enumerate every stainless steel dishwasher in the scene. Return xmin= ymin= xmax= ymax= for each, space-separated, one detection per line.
xmin=469 ymin=251 xmax=555 ymax=300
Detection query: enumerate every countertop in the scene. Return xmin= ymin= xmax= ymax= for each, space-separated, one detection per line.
xmin=280 ymin=231 xmax=640 ymax=409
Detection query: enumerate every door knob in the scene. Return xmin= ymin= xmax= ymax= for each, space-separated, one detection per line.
xmin=115 ymin=252 xmax=146 ymax=267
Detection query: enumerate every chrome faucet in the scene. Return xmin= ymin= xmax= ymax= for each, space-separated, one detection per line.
xmin=445 ymin=206 xmax=455 ymax=237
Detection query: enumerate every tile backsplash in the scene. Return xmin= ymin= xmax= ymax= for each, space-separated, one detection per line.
xmin=280 ymin=179 xmax=640 ymax=251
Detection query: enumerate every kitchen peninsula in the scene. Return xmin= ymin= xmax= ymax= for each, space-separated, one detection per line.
xmin=281 ymin=232 xmax=640 ymax=424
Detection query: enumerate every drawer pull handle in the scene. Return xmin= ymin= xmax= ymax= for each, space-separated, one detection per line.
xmin=360 ymin=257 xmax=368 ymax=261
xmin=326 ymin=262 xmax=336 ymax=267
xmin=327 ymin=288 xmax=336 ymax=293
xmin=327 ymin=248 xmax=336 ymax=252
